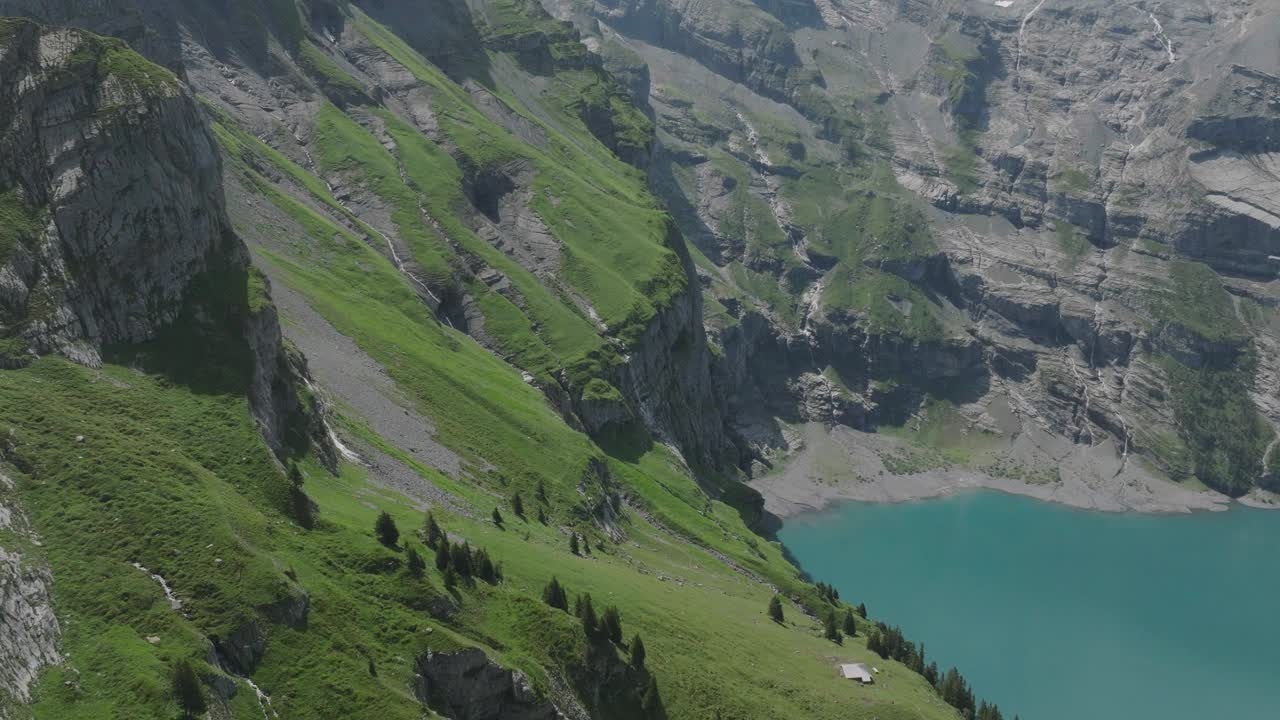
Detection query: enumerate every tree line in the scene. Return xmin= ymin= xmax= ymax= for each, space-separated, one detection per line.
xmin=766 ymin=588 xmax=1013 ymax=720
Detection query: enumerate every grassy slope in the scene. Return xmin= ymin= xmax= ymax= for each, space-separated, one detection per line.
xmin=5 ymin=153 xmax=958 ymax=718
xmin=215 ymin=9 xmax=955 ymax=711
xmin=0 ymin=8 xmax=970 ymax=720
xmin=1144 ymin=260 xmax=1273 ymax=495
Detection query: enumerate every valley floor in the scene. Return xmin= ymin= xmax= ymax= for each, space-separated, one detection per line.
xmin=749 ymin=423 xmax=1266 ymax=518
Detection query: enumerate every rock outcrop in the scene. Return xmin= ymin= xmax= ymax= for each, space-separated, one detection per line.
xmin=415 ymin=648 xmax=562 ymax=720
xmin=0 ymin=17 xmax=320 ymax=459
xmin=0 ymin=469 xmax=61 ymax=711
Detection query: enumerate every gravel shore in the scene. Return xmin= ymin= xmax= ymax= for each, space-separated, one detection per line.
xmin=750 ymin=423 xmax=1241 ymax=518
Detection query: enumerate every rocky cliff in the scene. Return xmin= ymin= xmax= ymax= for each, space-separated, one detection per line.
xmin=0 ymin=17 xmax=313 ymax=456
xmin=542 ymin=0 xmax=1280 ymax=505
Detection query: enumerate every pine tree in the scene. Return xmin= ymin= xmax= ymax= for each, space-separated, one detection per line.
xmin=537 ymin=507 xmax=548 ymax=525
xmin=867 ymin=630 xmax=886 ymax=658
xmin=475 ymin=549 xmax=496 ymax=583
xmin=629 ymin=634 xmax=646 ymax=670
xmin=492 ymin=507 xmax=505 ymax=527
xmin=536 ymin=479 xmax=548 ymax=504
xmin=842 ymin=608 xmax=857 ymax=637
xmin=602 ymin=605 xmax=623 ymax=645
xmin=406 ymin=546 xmax=425 ymax=578
xmin=856 ymin=602 xmax=867 ymax=619
xmin=512 ymin=492 xmax=525 ymax=518
xmin=424 ymin=511 xmax=443 ymax=548
xmin=569 ymin=532 xmax=580 ymax=555
xmin=977 ymin=701 xmax=1004 ymax=720
xmin=824 ymin=612 xmax=842 ymax=644
xmin=375 ymin=511 xmax=400 ymax=547
xmin=767 ymin=595 xmax=784 ymax=623
xmin=578 ymin=594 xmax=598 ymax=638
xmin=287 ymin=464 xmax=314 ymax=529
xmin=444 ymin=566 xmax=458 ymax=590
xmin=582 ymin=535 xmax=591 ymax=555
xmin=171 ymin=660 xmax=207 ymax=720
xmin=451 ymin=542 xmax=473 ymax=577
xmin=543 ymin=577 xmax=568 ymax=611
xmin=435 ymin=538 xmax=451 ymax=572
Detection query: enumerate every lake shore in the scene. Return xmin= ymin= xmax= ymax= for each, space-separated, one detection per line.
xmin=750 ymin=423 xmax=1246 ymax=519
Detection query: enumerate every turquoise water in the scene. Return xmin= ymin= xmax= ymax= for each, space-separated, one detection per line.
xmin=777 ymin=492 xmax=1280 ymax=720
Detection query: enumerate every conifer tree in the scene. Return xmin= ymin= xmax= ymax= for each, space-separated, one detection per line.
xmin=475 ymin=549 xmax=496 ymax=583
xmin=579 ymin=593 xmax=598 ymax=638
xmin=492 ymin=507 xmax=504 ymax=527
xmin=444 ymin=566 xmax=458 ymax=590
xmin=435 ymin=539 xmax=451 ymax=571
xmin=512 ymin=492 xmax=525 ymax=518
xmin=451 ymin=542 xmax=473 ymax=577
xmin=824 ymin=612 xmax=842 ymax=643
xmin=287 ymin=462 xmax=303 ymax=487
xmin=287 ymin=464 xmax=314 ymax=529
xmin=767 ymin=595 xmax=784 ymax=623
xmin=537 ymin=507 xmax=548 ymax=525
xmin=842 ymin=608 xmax=857 ymax=637
xmin=171 ymin=660 xmax=207 ymax=720
xmin=629 ymin=634 xmax=646 ymax=670
xmin=602 ymin=605 xmax=623 ymax=645
xmin=867 ymin=630 xmax=886 ymax=658
xmin=536 ymin=479 xmax=548 ymax=504
xmin=856 ymin=602 xmax=867 ymax=619
xmin=569 ymin=532 xmax=580 ymax=555
xmin=582 ymin=534 xmax=591 ymax=555
xmin=543 ymin=577 xmax=568 ymax=611
xmin=406 ymin=546 xmax=425 ymax=578
xmin=375 ymin=511 xmax=399 ymax=547
xmin=424 ymin=511 xmax=443 ymax=548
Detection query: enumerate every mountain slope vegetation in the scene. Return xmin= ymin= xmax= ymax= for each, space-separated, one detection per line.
xmin=0 ymin=4 xmax=988 ymax=719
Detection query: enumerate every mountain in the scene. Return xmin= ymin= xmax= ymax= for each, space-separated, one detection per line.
xmin=542 ymin=0 xmax=1280 ymax=508
xmin=0 ymin=0 xmax=1275 ymax=718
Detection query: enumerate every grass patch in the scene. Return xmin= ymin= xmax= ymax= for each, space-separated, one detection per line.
xmin=822 ymin=266 xmax=945 ymax=342
xmin=1157 ymin=353 xmax=1270 ymax=497
xmin=1055 ymin=221 xmax=1091 ymax=260
xmin=0 ymin=188 xmax=45 ymax=265
xmin=582 ymin=378 xmax=624 ymax=402
xmin=1053 ymin=167 xmax=1092 ymax=195
xmin=1150 ymin=260 xmax=1246 ymax=343
xmin=297 ymin=41 xmax=369 ymax=105
xmin=60 ymin=29 xmax=177 ymax=94
xmin=942 ymin=143 xmax=979 ymax=194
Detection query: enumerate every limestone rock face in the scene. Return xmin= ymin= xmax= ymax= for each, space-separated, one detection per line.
xmin=0 ymin=18 xmax=320 ymax=457
xmin=415 ymin=648 xmax=563 ymax=720
xmin=0 ymin=470 xmax=61 ymax=708
xmin=0 ymin=21 xmax=225 ymax=363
